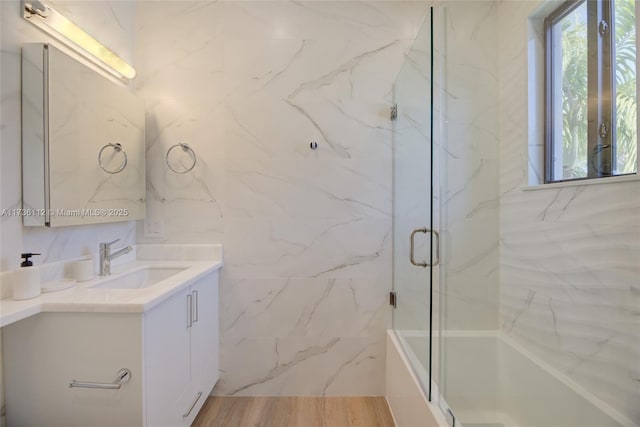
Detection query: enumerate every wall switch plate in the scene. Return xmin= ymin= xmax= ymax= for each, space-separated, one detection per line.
xmin=144 ymin=218 xmax=164 ymax=238
xmin=143 ymin=198 xmax=165 ymax=238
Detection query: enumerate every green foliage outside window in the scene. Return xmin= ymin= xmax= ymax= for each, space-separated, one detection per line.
xmin=559 ymin=0 xmax=636 ymax=179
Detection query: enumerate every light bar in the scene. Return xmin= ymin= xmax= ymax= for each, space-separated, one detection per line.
xmin=22 ymin=0 xmax=136 ymax=80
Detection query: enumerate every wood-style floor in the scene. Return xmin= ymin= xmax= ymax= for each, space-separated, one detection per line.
xmin=192 ymin=396 xmax=396 ymax=427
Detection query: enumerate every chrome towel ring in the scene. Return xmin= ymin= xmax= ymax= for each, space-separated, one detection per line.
xmin=98 ymin=143 xmax=128 ymax=174
xmin=166 ymin=143 xmax=196 ymax=174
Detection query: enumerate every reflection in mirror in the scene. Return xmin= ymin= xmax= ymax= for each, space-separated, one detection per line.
xmin=22 ymin=43 xmax=145 ymax=227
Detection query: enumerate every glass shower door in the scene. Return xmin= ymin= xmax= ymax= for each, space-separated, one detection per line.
xmin=391 ymin=10 xmax=436 ymax=398
xmin=435 ymin=1 xmax=503 ymax=425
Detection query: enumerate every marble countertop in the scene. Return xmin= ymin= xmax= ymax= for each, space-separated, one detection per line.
xmin=0 ymin=245 xmax=223 ymax=328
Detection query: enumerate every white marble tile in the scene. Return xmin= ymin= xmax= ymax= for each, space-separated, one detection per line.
xmin=142 ymin=198 xmax=224 ymax=244
xmin=136 ymin=244 xmax=223 ymax=262
xmin=134 ymin=2 xmax=224 ymax=75
xmin=222 ymin=1 xmax=428 ymax=41
xmin=224 ymin=217 xmax=391 ymax=279
xmin=136 ymin=44 xmax=225 ymax=159
xmin=224 ymin=156 xmax=391 ymax=220
xmin=214 ymin=335 xmax=385 ymax=396
xmin=221 ymin=276 xmax=390 ymax=339
xmin=223 ymin=38 xmax=409 ymax=162
xmin=501 ymin=223 xmax=639 ymax=325
xmin=130 ymin=2 xmax=418 ymax=398
xmin=135 ymin=2 xmax=227 ymax=243
xmin=138 ymin=102 xmax=225 ymax=242
xmin=498 ymin=1 xmax=640 ymax=417
xmin=503 ymin=182 xmax=640 ymax=226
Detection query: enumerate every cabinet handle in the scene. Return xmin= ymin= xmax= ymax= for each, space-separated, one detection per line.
xmin=192 ymin=290 xmax=199 ymax=323
xmin=69 ymin=368 xmax=131 ymax=390
xmin=182 ymin=391 xmax=203 ymax=418
xmin=187 ymin=294 xmax=193 ymax=328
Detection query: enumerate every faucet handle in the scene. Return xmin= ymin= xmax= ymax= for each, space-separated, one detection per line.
xmin=102 ymin=238 xmax=120 ymax=248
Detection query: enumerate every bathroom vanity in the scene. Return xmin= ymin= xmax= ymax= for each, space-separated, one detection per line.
xmin=1 ymin=246 xmax=222 ymax=427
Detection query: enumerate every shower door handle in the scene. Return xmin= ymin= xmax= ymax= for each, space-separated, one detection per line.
xmin=410 ymin=228 xmax=440 ymax=267
xmin=430 ymin=229 xmax=440 ymax=266
xmin=410 ymin=228 xmax=428 ymax=267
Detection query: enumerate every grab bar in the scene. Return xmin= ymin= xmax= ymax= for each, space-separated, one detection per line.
xmin=69 ymin=368 xmax=131 ymax=390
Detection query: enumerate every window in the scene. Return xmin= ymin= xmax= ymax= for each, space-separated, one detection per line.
xmin=545 ymin=0 xmax=637 ymax=183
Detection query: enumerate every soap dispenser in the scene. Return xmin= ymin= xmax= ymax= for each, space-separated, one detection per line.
xmin=13 ymin=253 xmax=42 ymax=300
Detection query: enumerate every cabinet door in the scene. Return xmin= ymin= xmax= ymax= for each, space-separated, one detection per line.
xmin=190 ymin=271 xmax=220 ymax=394
xmin=145 ymin=287 xmax=192 ymax=427
xmin=3 ymin=313 xmax=143 ymax=427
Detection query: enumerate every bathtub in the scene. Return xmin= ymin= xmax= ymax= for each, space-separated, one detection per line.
xmin=386 ymin=330 xmax=637 ymax=427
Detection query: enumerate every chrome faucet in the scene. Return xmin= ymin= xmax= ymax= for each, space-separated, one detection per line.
xmin=99 ymin=239 xmax=132 ymax=276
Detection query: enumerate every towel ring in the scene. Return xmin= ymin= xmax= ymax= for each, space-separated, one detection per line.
xmin=98 ymin=143 xmax=127 ymax=174
xmin=166 ymin=143 xmax=196 ymax=174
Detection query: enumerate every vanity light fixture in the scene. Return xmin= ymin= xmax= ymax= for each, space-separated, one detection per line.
xmin=22 ymin=0 xmax=136 ymax=80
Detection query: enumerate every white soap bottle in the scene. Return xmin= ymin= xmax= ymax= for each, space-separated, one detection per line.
xmin=13 ymin=253 xmax=42 ymax=300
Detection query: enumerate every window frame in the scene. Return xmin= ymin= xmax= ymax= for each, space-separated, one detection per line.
xmin=544 ymin=0 xmax=634 ymax=183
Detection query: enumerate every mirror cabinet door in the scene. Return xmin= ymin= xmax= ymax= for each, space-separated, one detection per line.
xmin=22 ymin=43 xmax=145 ymax=227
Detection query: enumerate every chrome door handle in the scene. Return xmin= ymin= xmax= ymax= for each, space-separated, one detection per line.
xmin=410 ymin=228 xmax=440 ymax=267
xmin=183 ymin=391 xmax=203 ymax=418
xmin=192 ymin=290 xmax=199 ymax=323
xmin=187 ymin=294 xmax=193 ymax=328
xmin=431 ymin=229 xmax=440 ymax=266
xmin=69 ymin=368 xmax=131 ymax=389
xmin=410 ymin=228 xmax=428 ymax=267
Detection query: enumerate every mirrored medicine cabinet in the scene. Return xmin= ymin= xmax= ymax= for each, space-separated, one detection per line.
xmin=21 ymin=43 xmax=145 ymax=227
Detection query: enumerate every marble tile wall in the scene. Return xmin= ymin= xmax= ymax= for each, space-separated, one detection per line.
xmin=135 ymin=1 xmax=429 ymax=396
xmin=498 ymin=1 xmax=640 ymax=422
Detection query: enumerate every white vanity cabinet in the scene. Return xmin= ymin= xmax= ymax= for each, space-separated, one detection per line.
xmin=145 ymin=273 xmax=219 ymax=426
xmin=2 ymin=271 xmax=219 ymax=427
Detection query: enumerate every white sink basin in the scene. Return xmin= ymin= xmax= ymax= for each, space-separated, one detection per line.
xmin=91 ymin=266 xmax=188 ymax=290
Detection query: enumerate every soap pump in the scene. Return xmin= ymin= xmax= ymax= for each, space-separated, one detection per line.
xmin=13 ymin=253 xmax=42 ymax=300
xmin=21 ymin=253 xmax=41 ymax=267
